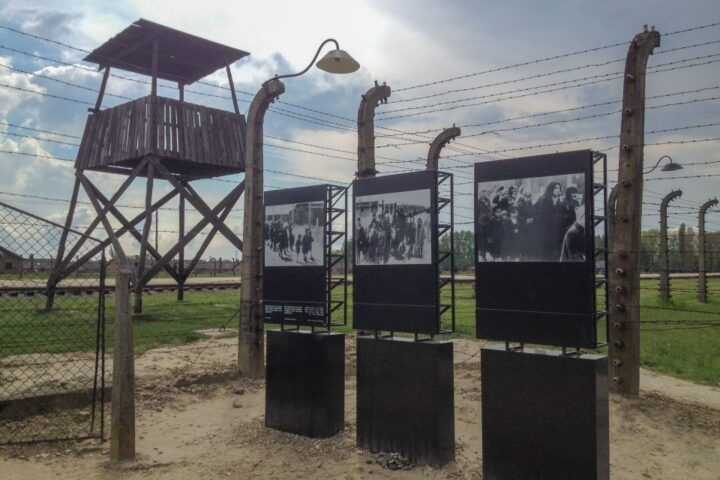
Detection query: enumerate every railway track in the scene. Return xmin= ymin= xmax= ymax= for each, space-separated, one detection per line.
xmin=0 ymin=281 xmax=242 ymax=298
xmin=1 ymin=272 xmax=717 ymax=298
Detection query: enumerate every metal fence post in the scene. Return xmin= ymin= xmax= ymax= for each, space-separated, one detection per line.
xmin=426 ymin=126 xmax=461 ymax=171
xmin=357 ymin=81 xmax=391 ymax=179
xmin=659 ymin=189 xmax=682 ymax=302
xmin=356 ymin=82 xmax=391 ymax=336
xmin=239 ymin=79 xmax=285 ymax=379
xmin=110 ymin=264 xmax=135 ymax=462
xmin=608 ymin=26 xmax=660 ymax=396
xmin=698 ymin=198 xmax=718 ymax=302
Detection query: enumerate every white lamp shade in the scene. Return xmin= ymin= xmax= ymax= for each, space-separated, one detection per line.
xmin=316 ymin=49 xmax=360 ymax=74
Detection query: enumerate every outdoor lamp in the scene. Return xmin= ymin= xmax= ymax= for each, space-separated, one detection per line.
xmin=316 ymin=47 xmax=360 ymax=74
xmin=240 ymin=38 xmax=359 ymax=378
xmin=270 ymin=38 xmax=360 ymax=82
xmin=645 ymin=155 xmax=683 ymax=174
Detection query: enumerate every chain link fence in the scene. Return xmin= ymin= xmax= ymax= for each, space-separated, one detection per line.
xmin=0 ymin=201 xmax=106 ymax=444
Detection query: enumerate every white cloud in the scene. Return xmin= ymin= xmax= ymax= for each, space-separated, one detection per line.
xmin=0 ymin=0 xmax=718 ymax=261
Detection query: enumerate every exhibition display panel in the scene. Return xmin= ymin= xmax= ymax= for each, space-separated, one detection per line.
xmin=264 ymin=184 xmax=348 ymax=329
xmin=263 ymin=184 xmax=348 ymax=438
xmin=353 ymin=170 xmax=455 ymax=335
xmin=474 ymin=149 xmax=602 ymax=348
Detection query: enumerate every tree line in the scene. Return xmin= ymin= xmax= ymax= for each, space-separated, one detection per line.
xmin=339 ymin=226 xmax=720 ymax=273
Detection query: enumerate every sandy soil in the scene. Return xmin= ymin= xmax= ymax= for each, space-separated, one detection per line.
xmin=1 ymin=336 xmax=719 ymax=479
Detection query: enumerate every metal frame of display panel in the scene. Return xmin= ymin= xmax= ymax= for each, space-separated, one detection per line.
xmin=266 ymin=184 xmax=348 ymax=332
xmin=325 ymin=185 xmax=348 ymax=330
xmin=355 ymin=170 xmax=454 ymax=341
xmin=506 ymin=151 xmax=610 ymax=355
xmin=474 ymin=150 xmax=599 ymax=350
xmin=436 ymin=171 xmax=456 ymax=335
xmin=591 ymin=151 xmax=610 ymax=351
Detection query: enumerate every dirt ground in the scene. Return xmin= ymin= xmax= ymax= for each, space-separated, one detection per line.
xmin=1 ymin=336 xmax=719 ymax=479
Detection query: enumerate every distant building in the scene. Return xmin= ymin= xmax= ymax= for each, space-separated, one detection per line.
xmin=106 ymin=255 xmax=141 ymax=274
xmin=0 ymin=246 xmax=24 ymax=273
xmin=24 ymin=256 xmax=55 ymax=273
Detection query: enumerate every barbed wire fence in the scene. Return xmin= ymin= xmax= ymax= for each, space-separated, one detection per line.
xmin=0 ymin=19 xmax=718 ymax=445
xmin=0 ymin=201 xmax=107 ymax=444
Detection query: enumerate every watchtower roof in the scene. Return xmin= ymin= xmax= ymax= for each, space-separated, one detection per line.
xmin=83 ymin=18 xmax=250 ymax=85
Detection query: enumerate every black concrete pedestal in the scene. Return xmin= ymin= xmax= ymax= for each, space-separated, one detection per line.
xmin=481 ymin=347 xmax=609 ymax=480
xmin=265 ymin=330 xmax=344 ymax=438
xmin=356 ymin=336 xmax=454 ymax=467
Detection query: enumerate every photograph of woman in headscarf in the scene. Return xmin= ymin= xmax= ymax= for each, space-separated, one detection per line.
xmin=476 ymin=173 xmax=586 ymax=262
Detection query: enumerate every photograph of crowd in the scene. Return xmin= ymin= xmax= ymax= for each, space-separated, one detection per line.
xmin=264 ymin=202 xmax=324 ymax=267
xmin=476 ymin=173 xmax=587 ymax=262
xmin=355 ymin=189 xmax=433 ymax=266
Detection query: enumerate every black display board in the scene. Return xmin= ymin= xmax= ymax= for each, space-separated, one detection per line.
xmin=481 ymin=347 xmax=609 ymax=479
xmin=357 ymin=336 xmax=455 ymax=467
xmin=353 ymin=170 xmax=438 ymax=334
xmin=474 ymin=150 xmax=596 ymax=347
xmin=264 ymin=184 xmax=328 ymax=326
xmin=266 ymin=330 xmax=345 ymax=438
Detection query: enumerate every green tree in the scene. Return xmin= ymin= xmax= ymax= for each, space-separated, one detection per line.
xmin=685 ymin=226 xmax=698 ymax=272
xmin=640 ymin=229 xmax=660 ymax=272
xmin=678 ymin=223 xmax=686 ymax=271
xmin=439 ymin=230 xmax=475 ymax=272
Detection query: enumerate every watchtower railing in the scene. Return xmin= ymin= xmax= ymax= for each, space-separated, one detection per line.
xmin=75 ymin=95 xmax=246 ymax=175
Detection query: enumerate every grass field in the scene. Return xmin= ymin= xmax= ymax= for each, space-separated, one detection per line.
xmin=1 ymin=279 xmax=718 ymax=385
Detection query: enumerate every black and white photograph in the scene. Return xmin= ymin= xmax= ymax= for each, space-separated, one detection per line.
xmin=355 ymin=189 xmax=432 ymax=266
xmin=476 ymin=173 xmax=586 ymax=263
xmin=264 ymin=202 xmax=324 ymax=267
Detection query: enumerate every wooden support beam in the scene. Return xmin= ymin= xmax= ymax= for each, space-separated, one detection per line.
xmin=152 ymin=158 xmax=244 ymax=249
xmin=178 ymin=192 xmax=185 ymax=301
xmin=155 ymin=209 xmax=159 ymax=252
xmin=78 ymin=172 xmax=128 ymax=265
xmin=109 ymin=266 xmax=135 ymax=463
xmin=150 ymin=33 xmax=159 ymax=155
xmin=182 ymin=196 xmax=238 ymax=279
xmin=178 ymin=83 xmax=186 ymax=158
xmin=182 ymin=180 xmax=244 ymax=249
xmin=84 ymin=181 xmax=178 ymax=281
xmin=93 ymin=67 xmax=111 ymax=113
xmin=134 ymin=163 xmax=155 ymax=314
xmin=46 ymin=176 xmax=81 ymax=310
xmin=140 ymin=180 xmax=245 ymax=284
xmin=56 ymin=157 xmax=150 ymax=274
xmin=226 ymin=65 xmax=241 ymax=116
xmin=60 ymin=190 xmax=178 ymax=281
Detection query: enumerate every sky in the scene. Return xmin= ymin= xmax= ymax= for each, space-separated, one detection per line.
xmin=0 ymin=0 xmax=719 ymax=261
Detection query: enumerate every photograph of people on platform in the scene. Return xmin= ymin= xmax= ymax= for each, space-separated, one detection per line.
xmin=355 ymin=189 xmax=432 ymax=266
xmin=264 ymin=202 xmax=324 ymax=267
xmin=476 ymin=173 xmax=586 ymax=262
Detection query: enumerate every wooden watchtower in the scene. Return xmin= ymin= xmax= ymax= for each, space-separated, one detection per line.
xmin=47 ymin=19 xmax=249 ymax=312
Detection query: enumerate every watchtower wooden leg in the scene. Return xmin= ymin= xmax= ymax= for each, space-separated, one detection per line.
xmin=134 ymin=163 xmax=155 ymax=314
